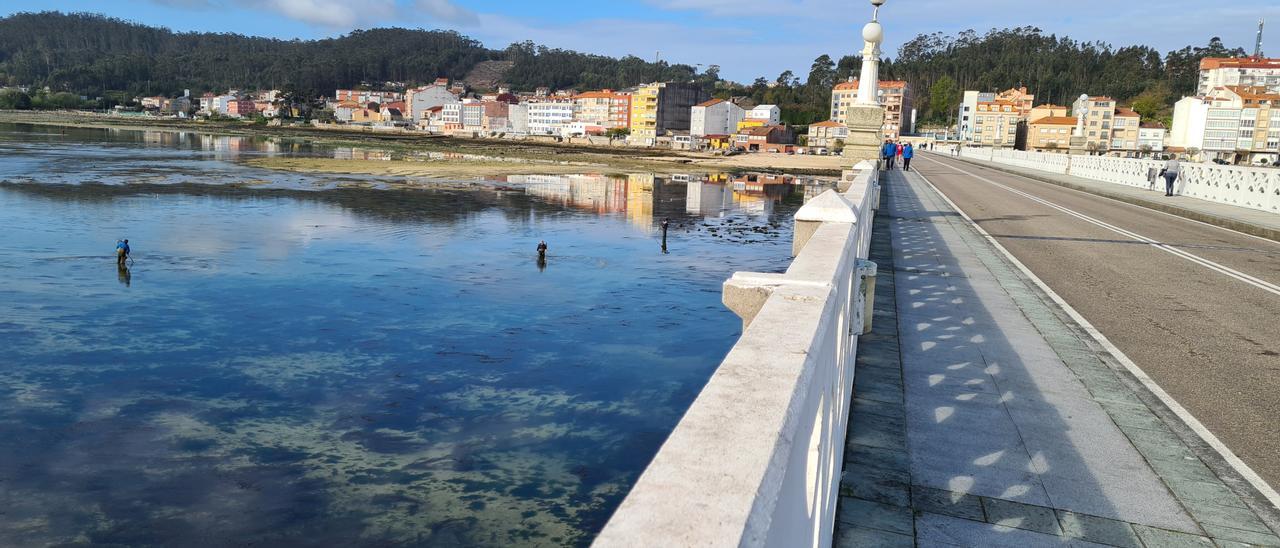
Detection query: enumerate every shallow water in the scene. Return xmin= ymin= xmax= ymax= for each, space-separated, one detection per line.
xmin=0 ymin=124 xmax=816 ymax=546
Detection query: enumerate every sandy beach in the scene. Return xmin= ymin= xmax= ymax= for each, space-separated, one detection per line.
xmin=0 ymin=110 xmax=850 ymax=177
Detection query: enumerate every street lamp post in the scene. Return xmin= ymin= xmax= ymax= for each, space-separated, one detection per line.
xmin=856 ymin=0 xmax=887 ymax=106
xmin=841 ymin=0 xmax=890 ymax=166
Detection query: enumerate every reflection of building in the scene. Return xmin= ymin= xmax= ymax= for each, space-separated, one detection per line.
xmin=686 ymin=180 xmax=734 ymax=216
xmin=517 ymin=174 xmax=628 ymax=213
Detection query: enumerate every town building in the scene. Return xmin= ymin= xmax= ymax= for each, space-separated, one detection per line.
xmin=958 ymin=91 xmax=996 ymax=141
xmin=807 ymin=120 xmax=848 ymax=149
xmin=831 ymin=79 xmax=913 ymax=138
xmin=629 ymin=82 xmax=710 ymax=145
xmin=1172 ymin=86 xmax=1280 ymax=164
xmin=527 ymin=98 xmax=576 ymax=135
xmin=405 ymin=85 xmax=458 ymax=121
xmin=1197 ymin=57 xmax=1280 ymax=95
xmin=1027 ymin=116 xmax=1077 ymax=152
xmin=733 ymin=125 xmax=795 ymax=152
xmin=461 ymin=101 xmax=485 ymax=128
xmin=746 ymin=104 xmax=781 ymax=126
xmin=441 ymin=102 xmax=464 ymax=131
xmin=572 ymin=90 xmax=631 ymax=130
xmin=335 ymin=89 xmax=403 ymax=105
xmin=1028 ymin=104 xmax=1068 ymax=122
xmin=1070 ymin=96 xmax=1142 ymax=155
xmin=971 ymin=100 xmax=1023 ymax=147
xmin=1111 ymin=107 xmax=1142 ymax=154
xmin=690 ymin=98 xmax=744 ymax=137
xmin=226 ymin=99 xmax=258 ymax=118
xmin=198 ymin=93 xmax=217 ymax=114
xmin=508 ymin=104 xmax=529 ymax=134
xmin=996 ymin=87 xmax=1036 ymax=118
xmin=1138 ymin=122 xmax=1167 ymax=154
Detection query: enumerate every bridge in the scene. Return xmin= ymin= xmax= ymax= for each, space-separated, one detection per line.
xmin=590 ymin=146 xmax=1280 ymax=546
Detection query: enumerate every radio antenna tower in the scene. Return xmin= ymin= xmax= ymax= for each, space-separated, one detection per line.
xmin=1256 ymin=19 xmax=1265 ymax=58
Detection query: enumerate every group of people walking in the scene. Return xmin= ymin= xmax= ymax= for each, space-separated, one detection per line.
xmin=881 ymin=140 xmax=915 ymax=171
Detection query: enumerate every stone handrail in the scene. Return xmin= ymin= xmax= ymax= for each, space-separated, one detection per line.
xmin=593 ymin=162 xmax=880 ymax=547
xmin=953 ymin=146 xmax=1280 ymax=214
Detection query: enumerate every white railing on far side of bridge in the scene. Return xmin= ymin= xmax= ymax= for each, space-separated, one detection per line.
xmin=953 ymin=146 xmax=1280 ymax=214
xmin=593 ymin=162 xmax=881 ymax=548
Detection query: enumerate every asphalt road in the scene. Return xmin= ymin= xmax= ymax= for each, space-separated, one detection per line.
xmin=911 ymin=153 xmax=1280 ymax=490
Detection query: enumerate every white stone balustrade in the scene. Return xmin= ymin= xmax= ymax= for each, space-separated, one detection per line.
xmin=593 ymin=166 xmax=880 ymax=548
xmin=956 ymin=147 xmax=1280 ymax=215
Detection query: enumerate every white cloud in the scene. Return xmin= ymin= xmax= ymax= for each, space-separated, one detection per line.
xmin=251 ymin=0 xmax=397 ymax=28
xmin=415 ymin=0 xmax=479 ymax=26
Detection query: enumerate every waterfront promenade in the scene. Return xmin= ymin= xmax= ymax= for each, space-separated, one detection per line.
xmin=834 ymin=167 xmax=1280 ymax=546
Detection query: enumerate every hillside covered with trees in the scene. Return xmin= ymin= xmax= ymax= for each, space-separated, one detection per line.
xmin=0 ymin=12 xmax=1252 ymax=128
xmin=0 ymin=12 xmax=703 ymax=101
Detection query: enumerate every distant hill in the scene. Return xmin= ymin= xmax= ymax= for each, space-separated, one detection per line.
xmin=0 ymin=12 xmax=710 ymax=98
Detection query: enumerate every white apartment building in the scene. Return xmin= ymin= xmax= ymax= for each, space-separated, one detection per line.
xmin=405 ymin=85 xmax=458 ymax=121
xmin=527 ymin=99 xmax=576 ymax=135
xmin=746 ymin=104 xmax=781 ymax=126
xmin=957 ymin=91 xmax=996 ymax=141
xmin=461 ymin=101 xmax=484 ymax=128
xmin=690 ymin=99 xmax=745 ymax=136
xmin=1171 ymin=86 xmax=1280 ymax=164
xmin=1138 ymin=123 xmax=1166 ymax=153
xmin=508 ymin=104 xmax=529 ymax=134
xmin=1197 ymin=57 xmax=1280 ymax=96
xmin=441 ymin=102 xmax=463 ymax=128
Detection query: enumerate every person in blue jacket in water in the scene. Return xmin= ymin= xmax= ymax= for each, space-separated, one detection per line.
xmin=116 ymin=239 xmax=130 ymax=266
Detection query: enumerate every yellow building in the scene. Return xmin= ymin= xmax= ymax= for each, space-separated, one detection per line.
xmin=1072 ymin=96 xmax=1144 ymax=155
xmin=736 ymin=118 xmax=768 ymax=132
xmin=972 ymin=101 xmax=1022 ymax=147
xmin=630 ymin=85 xmax=661 ymax=142
xmin=1028 ymin=116 xmax=1077 ymax=152
xmin=1028 ymin=104 xmax=1068 ymax=122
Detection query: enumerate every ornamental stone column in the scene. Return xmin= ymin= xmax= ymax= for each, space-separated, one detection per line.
xmin=843 ymin=0 xmax=889 ymax=165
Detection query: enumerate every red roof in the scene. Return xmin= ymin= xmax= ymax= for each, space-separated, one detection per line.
xmin=810 ymin=120 xmax=844 ymax=127
xmin=834 ymin=79 xmax=908 ymax=91
xmin=1200 ymin=57 xmax=1280 ymax=70
xmin=1114 ymin=107 xmax=1140 ymax=117
xmin=1032 ymin=116 xmax=1078 ymax=126
xmin=696 ymin=98 xmax=725 ymax=107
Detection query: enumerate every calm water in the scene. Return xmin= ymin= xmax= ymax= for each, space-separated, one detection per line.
xmin=0 ymin=124 xmax=816 ymax=546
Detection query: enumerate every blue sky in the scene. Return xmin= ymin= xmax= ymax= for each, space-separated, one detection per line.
xmin=6 ymin=0 xmax=1279 ymax=83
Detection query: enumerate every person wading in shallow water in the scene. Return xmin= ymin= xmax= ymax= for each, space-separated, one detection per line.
xmin=116 ymin=239 xmax=131 ymax=266
xmin=537 ymin=240 xmax=548 ymax=260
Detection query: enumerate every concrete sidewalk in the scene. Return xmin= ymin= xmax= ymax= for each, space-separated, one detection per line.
xmin=931 ymin=152 xmax=1280 ymax=242
xmin=833 ymin=169 xmax=1280 ymax=547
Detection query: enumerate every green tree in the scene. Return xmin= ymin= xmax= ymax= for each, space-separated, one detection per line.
xmin=1130 ymin=85 xmax=1170 ymax=120
xmin=927 ymin=76 xmax=960 ymax=123
xmin=0 ymin=88 xmax=32 ymax=109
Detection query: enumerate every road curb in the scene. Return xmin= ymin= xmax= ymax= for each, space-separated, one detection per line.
xmin=939 ymin=154 xmax=1280 ymax=243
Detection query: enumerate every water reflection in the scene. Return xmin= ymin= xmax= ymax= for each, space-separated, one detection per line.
xmin=0 ymin=123 xmax=827 ymax=547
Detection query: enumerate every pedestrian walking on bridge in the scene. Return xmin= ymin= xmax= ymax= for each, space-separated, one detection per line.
xmin=881 ymin=140 xmax=897 ymax=170
xmin=1161 ymin=156 xmax=1181 ymax=196
xmin=902 ymin=142 xmax=914 ymax=171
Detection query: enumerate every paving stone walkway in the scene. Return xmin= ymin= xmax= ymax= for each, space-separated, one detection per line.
xmin=833 ymin=169 xmax=1280 ymax=547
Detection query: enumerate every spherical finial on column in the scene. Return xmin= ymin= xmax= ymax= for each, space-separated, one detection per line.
xmin=862 ymin=21 xmax=883 ymax=45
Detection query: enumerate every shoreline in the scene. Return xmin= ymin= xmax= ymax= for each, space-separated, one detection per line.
xmin=0 ymin=110 xmax=849 ymax=177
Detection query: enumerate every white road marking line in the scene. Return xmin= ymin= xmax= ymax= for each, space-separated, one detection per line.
xmin=922 ymin=152 xmax=1280 ymax=248
xmin=908 ymin=164 xmax=1280 ymax=512
xmin=919 ymin=157 xmax=1280 ymax=298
